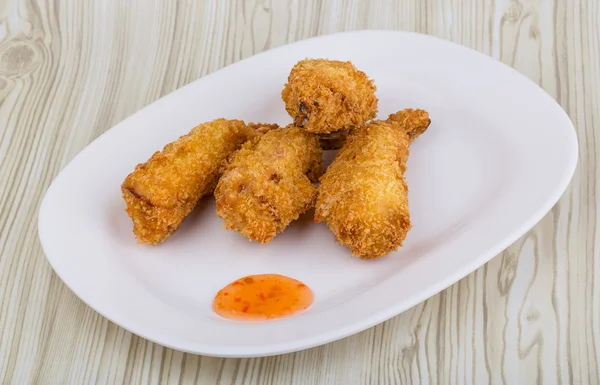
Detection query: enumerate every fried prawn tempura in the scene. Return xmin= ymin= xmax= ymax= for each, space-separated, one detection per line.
xmin=315 ymin=109 xmax=431 ymax=259
xmin=215 ymin=126 xmax=323 ymax=243
xmin=281 ymin=59 xmax=378 ymax=134
xmin=122 ymin=119 xmax=274 ymax=244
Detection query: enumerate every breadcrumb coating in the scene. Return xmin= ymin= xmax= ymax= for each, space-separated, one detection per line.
xmin=315 ymin=109 xmax=431 ymax=259
xmin=281 ymin=59 xmax=378 ymax=134
xmin=215 ymin=126 xmax=323 ymax=243
xmin=121 ymin=119 xmax=274 ymax=244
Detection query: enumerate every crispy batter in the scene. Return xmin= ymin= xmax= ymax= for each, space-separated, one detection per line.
xmin=281 ymin=59 xmax=378 ymax=134
xmin=122 ymin=119 xmax=272 ymax=244
xmin=388 ymin=109 xmax=430 ymax=141
xmin=315 ymin=109 xmax=431 ymax=259
xmin=215 ymin=126 xmax=323 ymax=243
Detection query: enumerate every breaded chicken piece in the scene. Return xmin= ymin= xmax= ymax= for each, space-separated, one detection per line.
xmin=215 ymin=126 xmax=323 ymax=243
xmin=122 ymin=119 xmax=274 ymax=244
xmin=315 ymin=109 xmax=431 ymax=259
xmin=281 ymin=59 xmax=378 ymax=134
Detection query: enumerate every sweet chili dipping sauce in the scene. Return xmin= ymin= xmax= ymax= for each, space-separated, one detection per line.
xmin=213 ymin=274 xmax=313 ymax=321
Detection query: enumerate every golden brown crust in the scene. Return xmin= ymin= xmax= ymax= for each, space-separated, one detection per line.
xmin=315 ymin=109 xmax=430 ymax=259
xmin=388 ymin=108 xmax=431 ymax=142
xmin=215 ymin=126 xmax=323 ymax=243
xmin=121 ymin=119 xmax=270 ymax=244
xmin=281 ymin=59 xmax=378 ymax=134
xmin=246 ymin=122 xmax=279 ymax=135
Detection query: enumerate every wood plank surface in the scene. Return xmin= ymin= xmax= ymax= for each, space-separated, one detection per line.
xmin=0 ymin=0 xmax=598 ymax=384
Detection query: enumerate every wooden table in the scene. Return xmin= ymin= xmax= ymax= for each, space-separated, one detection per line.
xmin=1 ymin=1 xmax=598 ymax=384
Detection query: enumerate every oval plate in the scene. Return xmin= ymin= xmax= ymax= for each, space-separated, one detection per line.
xmin=38 ymin=30 xmax=578 ymax=357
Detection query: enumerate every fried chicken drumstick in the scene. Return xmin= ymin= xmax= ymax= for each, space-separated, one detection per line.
xmin=121 ymin=119 xmax=272 ymax=244
xmin=315 ymin=109 xmax=431 ymax=259
xmin=281 ymin=59 xmax=378 ymax=134
xmin=215 ymin=126 xmax=323 ymax=243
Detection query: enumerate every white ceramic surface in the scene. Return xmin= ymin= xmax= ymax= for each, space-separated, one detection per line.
xmin=38 ymin=30 xmax=578 ymax=357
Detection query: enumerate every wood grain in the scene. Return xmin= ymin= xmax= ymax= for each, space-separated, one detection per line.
xmin=0 ymin=0 xmax=598 ymax=383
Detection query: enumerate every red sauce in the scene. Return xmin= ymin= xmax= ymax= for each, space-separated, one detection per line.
xmin=213 ymin=274 xmax=313 ymax=321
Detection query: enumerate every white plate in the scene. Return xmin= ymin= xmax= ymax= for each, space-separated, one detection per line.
xmin=38 ymin=30 xmax=578 ymax=357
